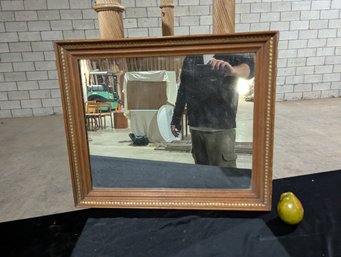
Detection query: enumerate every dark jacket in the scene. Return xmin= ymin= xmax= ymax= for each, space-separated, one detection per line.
xmin=171 ymin=54 xmax=254 ymax=130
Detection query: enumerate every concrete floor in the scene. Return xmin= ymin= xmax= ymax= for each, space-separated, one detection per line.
xmin=0 ymin=98 xmax=340 ymax=222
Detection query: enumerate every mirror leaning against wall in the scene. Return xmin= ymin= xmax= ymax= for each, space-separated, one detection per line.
xmin=54 ymin=32 xmax=278 ymax=211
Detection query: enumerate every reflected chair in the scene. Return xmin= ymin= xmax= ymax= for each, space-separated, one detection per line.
xmin=85 ymin=101 xmax=102 ymax=131
xmin=97 ymin=102 xmax=114 ymax=128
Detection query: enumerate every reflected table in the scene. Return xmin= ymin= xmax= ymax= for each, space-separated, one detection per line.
xmin=1 ymin=170 xmax=340 ymax=257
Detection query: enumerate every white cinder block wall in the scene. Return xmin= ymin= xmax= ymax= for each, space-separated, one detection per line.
xmin=0 ymin=0 xmax=340 ymax=118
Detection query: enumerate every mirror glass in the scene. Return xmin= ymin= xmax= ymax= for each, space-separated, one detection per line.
xmin=78 ymin=53 xmax=255 ymax=190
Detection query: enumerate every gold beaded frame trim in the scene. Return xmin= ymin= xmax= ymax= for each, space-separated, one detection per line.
xmin=263 ymin=36 xmax=275 ymax=207
xmin=80 ymin=200 xmax=267 ymax=209
xmin=56 ymin=32 xmax=278 ymax=211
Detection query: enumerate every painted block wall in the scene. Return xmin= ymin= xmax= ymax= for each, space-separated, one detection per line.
xmin=0 ymin=0 xmax=340 ymax=118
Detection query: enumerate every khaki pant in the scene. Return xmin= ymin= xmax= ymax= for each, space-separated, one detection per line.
xmin=190 ymin=128 xmax=237 ymax=168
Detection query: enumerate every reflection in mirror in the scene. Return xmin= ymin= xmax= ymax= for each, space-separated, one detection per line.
xmin=78 ymin=53 xmax=255 ymax=190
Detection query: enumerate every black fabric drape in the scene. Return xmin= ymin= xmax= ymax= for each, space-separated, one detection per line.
xmin=1 ymin=170 xmax=340 ymax=257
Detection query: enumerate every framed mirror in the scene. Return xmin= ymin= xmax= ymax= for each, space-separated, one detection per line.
xmin=54 ymin=32 xmax=278 ymax=211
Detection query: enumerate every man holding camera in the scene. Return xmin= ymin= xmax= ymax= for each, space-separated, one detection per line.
xmin=171 ymin=54 xmax=254 ymax=168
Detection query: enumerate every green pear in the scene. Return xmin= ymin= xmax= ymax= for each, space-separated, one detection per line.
xmin=277 ymin=192 xmax=304 ymax=225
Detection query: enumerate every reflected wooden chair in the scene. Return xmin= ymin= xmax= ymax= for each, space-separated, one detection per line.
xmin=85 ymin=101 xmax=102 ymax=131
xmin=97 ymin=102 xmax=114 ymax=129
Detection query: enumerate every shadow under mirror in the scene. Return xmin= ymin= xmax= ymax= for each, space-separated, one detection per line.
xmin=78 ymin=53 xmax=255 ymax=190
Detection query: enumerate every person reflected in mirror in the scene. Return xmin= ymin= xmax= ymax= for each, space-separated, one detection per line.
xmin=171 ymin=54 xmax=254 ymax=168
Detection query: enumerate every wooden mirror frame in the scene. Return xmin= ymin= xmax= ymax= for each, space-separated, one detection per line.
xmin=54 ymin=31 xmax=278 ymax=211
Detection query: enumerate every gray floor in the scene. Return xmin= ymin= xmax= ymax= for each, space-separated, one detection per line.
xmin=0 ymin=98 xmax=340 ymax=222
